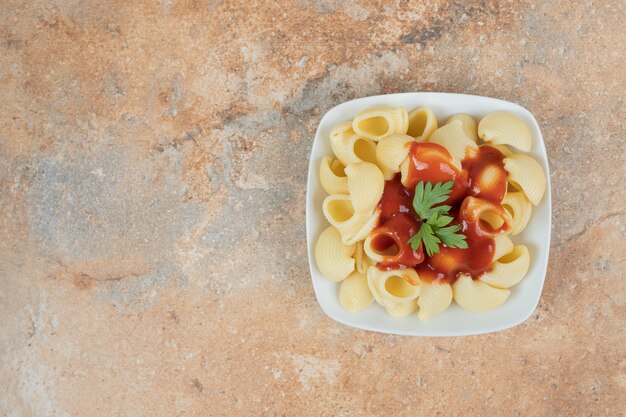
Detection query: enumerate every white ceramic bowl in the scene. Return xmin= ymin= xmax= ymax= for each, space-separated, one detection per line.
xmin=306 ymin=92 xmax=551 ymax=336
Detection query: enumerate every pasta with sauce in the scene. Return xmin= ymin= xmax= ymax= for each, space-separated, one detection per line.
xmin=315 ymin=106 xmax=546 ymax=320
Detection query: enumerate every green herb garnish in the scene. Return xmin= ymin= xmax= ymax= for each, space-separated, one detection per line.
xmin=408 ymin=181 xmax=468 ymax=256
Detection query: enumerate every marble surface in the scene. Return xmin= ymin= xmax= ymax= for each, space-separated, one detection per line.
xmin=1 ymin=1 xmax=624 ymax=416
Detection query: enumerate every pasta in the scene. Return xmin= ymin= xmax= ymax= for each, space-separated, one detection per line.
xmin=492 ymin=144 xmax=514 ymax=157
xmin=398 ymin=141 xmax=459 ymax=189
xmin=480 ymin=245 xmax=530 ymax=289
xmin=385 ymin=300 xmax=419 ymax=317
xmin=375 ymin=134 xmax=414 ymax=180
xmin=368 ymin=267 xmax=420 ymax=317
xmin=478 ymin=111 xmax=533 ymax=152
xmin=493 ymin=234 xmax=514 ymax=261
xmin=330 ymin=122 xmax=378 ymax=165
xmin=399 ymin=157 xmax=410 ymax=187
xmin=314 ymin=226 xmax=356 ymax=282
xmin=352 ymin=106 xmax=408 ymax=141
xmin=319 ymin=156 xmax=348 ymax=194
xmin=353 ymin=240 xmax=372 ymax=273
xmin=460 ymin=196 xmax=513 ymax=236
xmin=502 ymin=191 xmax=533 ymax=235
xmin=503 ymin=154 xmax=547 ymax=206
xmin=314 ymin=104 xmax=546 ymax=320
xmin=329 ymin=121 xmax=352 ymax=143
xmin=322 ymin=194 xmax=380 ymax=245
xmin=474 ymin=163 xmax=507 ymax=197
xmin=345 ymin=162 xmax=385 ymax=213
xmin=452 ymin=274 xmax=510 ymax=312
xmin=407 ymin=107 xmax=438 ymax=140
xmin=363 ymin=232 xmax=398 ymax=264
xmin=417 ymin=281 xmax=453 ymax=320
xmin=446 ymin=113 xmax=478 ymax=142
xmin=428 ymin=119 xmax=478 ymax=169
xmin=339 ymin=271 xmax=374 ymax=312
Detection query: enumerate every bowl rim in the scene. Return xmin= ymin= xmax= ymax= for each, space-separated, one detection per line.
xmin=305 ymin=92 xmax=551 ymax=336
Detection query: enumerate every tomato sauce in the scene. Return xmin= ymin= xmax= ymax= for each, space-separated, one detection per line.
xmin=372 ymin=142 xmax=506 ymax=284
xmin=417 ymin=215 xmax=495 ymax=283
xmin=463 ymin=145 xmax=507 ymax=204
xmin=370 ymin=213 xmax=425 ymax=269
xmin=405 ymin=142 xmax=468 ymax=205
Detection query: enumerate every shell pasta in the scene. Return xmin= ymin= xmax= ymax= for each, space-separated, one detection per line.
xmin=345 ymin=162 xmax=384 ymax=213
xmin=446 ymin=113 xmax=478 ymax=142
xmin=319 ymin=157 xmax=348 ymax=194
xmin=368 ymin=267 xmax=420 ymax=317
xmin=330 ymin=122 xmax=378 ymax=165
xmin=428 ymin=119 xmax=478 ymax=169
xmin=407 ymin=107 xmax=438 ymax=140
xmin=376 ymin=134 xmax=414 ymax=180
xmin=339 ymin=271 xmax=374 ymax=312
xmin=417 ymin=281 xmax=453 ymax=320
xmin=452 ymin=274 xmax=510 ymax=312
xmin=503 ymin=154 xmax=547 ymax=206
xmin=315 ymin=106 xmax=546 ymax=321
xmin=315 ymin=226 xmax=355 ymax=282
xmin=352 ymin=106 xmax=408 ymax=141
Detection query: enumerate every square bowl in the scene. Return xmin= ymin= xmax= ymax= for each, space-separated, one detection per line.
xmin=305 ymin=92 xmax=551 ymax=336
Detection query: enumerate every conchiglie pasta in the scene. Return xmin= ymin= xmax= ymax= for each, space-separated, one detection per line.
xmin=353 ymin=240 xmax=372 ymax=273
xmin=474 ymin=164 xmax=507 ymax=200
xmin=480 ymin=245 xmax=530 ymax=289
xmin=493 ymin=234 xmax=514 ymax=261
xmin=375 ymin=134 xmax=414 ymax=180
xmin=330 ymin=122 xmax=378 ymax=166
xmin=417 ymin=281 xmax=453 ymax=320
xmin=340 ymin=209 xmax=380 ymax=245
xmin=315 ymin=226 xmax=356 ymax=282
xmin=322 ymin=194 xmax=380 ymax=244
xmin=315 ymin=105 xmax=546 ymax=319
xmin=367 ymin=267 xmax=420 ymax=314
xmin=428 ymin=120 xmax=477 ymax=169
xmin=427 ymin=250 xmax=461 ymax=277
xmin=339 ymin=271 xmax=374 ymax=312
xmin=460 ymin=196 xmax=513 ymax=236
xmin=478 ymin=112 xmax=533 ymax=152
xmin=399 ymin=157 xmax=410 ymax=187
xmin=398 ymin=144 xmax=452 ymax=187
xmin=363 ymin=232 xmax=399 ymax=264
xmin=452 ymin=274 xmax=510 ymax=312
xmin=503 ymin=154 xmax=546 ymax=205
xmin=502 ymin=191 xmax=533 ymax=235
xmin=492 ymin=144 xmax=514 ymax=157
xmin=385 ymin=299 xmax=419 ymax=317
xmin=345 ymin=162 xmax=384 ymax=213
xmin=319 ymin=157 xmax=348 ymax=194
xmin=353 ymin=106 xmax=408 ymax=141
xmin=322 ymin=194 xmax=354 ymax=225
xmin=446 ymin=113 xmax=478 ymax=142
xmin=329 ymin=121 xmax=353 ymax=142
xmin=407 ymin=107 xmax=438 ymax=140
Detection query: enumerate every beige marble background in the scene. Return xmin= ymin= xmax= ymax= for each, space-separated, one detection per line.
xmin=1 ymin=0 xmax=625 ymax=416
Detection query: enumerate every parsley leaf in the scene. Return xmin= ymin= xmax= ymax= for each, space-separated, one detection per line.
xmin=412 ymin=180 xmax=454 ymax=220
xmin=428 ymin=214 xmax=453 ymax=229
xmin=408 ymin=223 xmax=441 ymax=257
xmin=434 ymin=225 xmax=469 ymax=249
xmin=407 ymin=180 xmax=468 ymax=256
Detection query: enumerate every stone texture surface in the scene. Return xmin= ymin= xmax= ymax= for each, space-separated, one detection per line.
xmin=1 ymin=0 xmax=625 ymax=416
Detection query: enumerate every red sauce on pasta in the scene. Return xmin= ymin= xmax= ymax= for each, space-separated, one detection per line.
xmin=416 ymin=205 xmax=495 ymax=283
xmin=373 ymin=178 xmax=424 ymax=269
xmin=370 ymin=214 xmax=425 ymax=269
xmin=404 ymin=142 xmax=468 ymax=205
xmin=463 ymin=145 xmax=507 ymax=203
xmin=373 ymin=142 xmax=508 ymax=284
